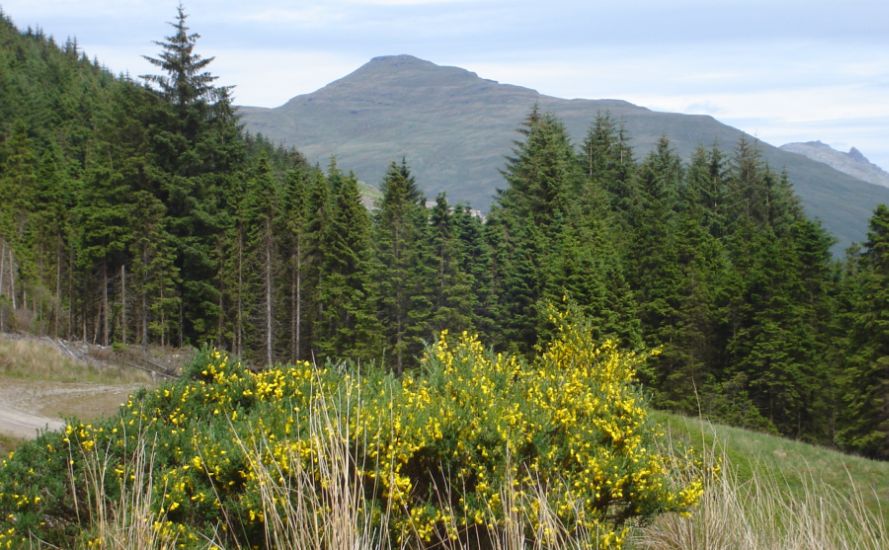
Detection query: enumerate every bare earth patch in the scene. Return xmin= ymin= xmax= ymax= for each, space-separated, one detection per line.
xmin=0 ymin=377 xmax=142 ymax=439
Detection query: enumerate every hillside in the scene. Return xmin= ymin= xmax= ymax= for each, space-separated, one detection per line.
xmin=631 ymin=411 xmax=889 ymax=548
xmin=781 ymin=141 xmax=889 ymax=189
xmin=239 ymin=54 xmax=889 ymax=251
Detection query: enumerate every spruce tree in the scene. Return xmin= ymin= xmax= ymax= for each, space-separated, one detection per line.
xmin=374 ymin=160 xmax=432 ymax=373
xmin=428 ymin=194 xmax=473 ymax=334
xmin=141 ymin=4 xmax=235 ymax=345
xmin=313 ymin=168 xmax=380 ymax=361
xmin=839 ymin=204 xmax=889 ymax=458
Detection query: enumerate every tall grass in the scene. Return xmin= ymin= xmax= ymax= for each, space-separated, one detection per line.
xmin=46 ymin=430 xmax=181 ymax=549
xmin=238 ymin=378 xmax=392 ymax=550
xmin=633 ymin=425 xmax=889 ymax=550
xmin=227 ymin=383 xmax=604 ymax=550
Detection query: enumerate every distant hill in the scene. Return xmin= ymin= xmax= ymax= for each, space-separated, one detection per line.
xmin=781 ymin=141 xmax=889 ymax=190
xmin=239 ymin=54 xmax=889 ymax=251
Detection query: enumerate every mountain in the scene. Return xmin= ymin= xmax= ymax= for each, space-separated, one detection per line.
xmin=780 ymin=141 xmax=889 ymax=189
xmin=239 ymin=54 xmax=889 ymax=251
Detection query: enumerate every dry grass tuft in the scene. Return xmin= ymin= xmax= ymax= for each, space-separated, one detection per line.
xmin=633 ymin=425 xmax=889 ymax=550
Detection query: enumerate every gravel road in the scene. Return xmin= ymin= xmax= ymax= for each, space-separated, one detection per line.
xmin=0 ymin=379 xmax=142 ymax=440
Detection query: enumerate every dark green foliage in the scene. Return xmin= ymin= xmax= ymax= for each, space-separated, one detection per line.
xmin=428 ymin=194 xmax=474 ymax=335
xmin=374 ymin=160 xmax=434 ymax=373
xmin=839 ymin=205 xmax=889 ymax=458
xmin=0 ymin=6 xmax=884 ymax=451
xmin=313 ymin=165 xmax=380 ymax=361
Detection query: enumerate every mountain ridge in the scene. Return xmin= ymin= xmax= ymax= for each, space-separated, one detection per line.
xmin=238 ymin=54 xmax=889 ymax=251
xmin=780 ymin=141 xmax=889 ymax=190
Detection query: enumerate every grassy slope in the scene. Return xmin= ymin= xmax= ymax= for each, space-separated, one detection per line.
xmin=654 ymin=411 xmax=889 ymax=525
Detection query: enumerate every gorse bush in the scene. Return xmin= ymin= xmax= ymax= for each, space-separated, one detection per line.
xmin=0 ymin=311 xmax=702 ymax=548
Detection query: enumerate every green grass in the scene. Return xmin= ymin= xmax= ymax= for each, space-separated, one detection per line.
xmin=641 ymin=411 xmax=889 ymax=549
xmin=655 ymin=411 xmax=889 ymax=521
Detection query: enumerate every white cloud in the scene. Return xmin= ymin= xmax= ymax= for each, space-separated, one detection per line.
xmin=3 ymin=1 xmax=888 ymax=170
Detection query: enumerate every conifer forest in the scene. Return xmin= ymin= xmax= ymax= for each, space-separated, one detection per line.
xmin=1 ymin=6 xmax=888 ymax=464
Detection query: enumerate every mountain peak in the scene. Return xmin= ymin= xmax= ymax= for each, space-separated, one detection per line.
xmin=296 ymin=54 xmax=539 ymax=106
xmin=366 ymin=54 xmax=434 ymax=67
xmin=345 ymin=54 xmax=486 ymax=84
xmin=781 ymin=141 xmax=889 ymax=190
xmin=848 ymin=146 xmax=867 ymax=163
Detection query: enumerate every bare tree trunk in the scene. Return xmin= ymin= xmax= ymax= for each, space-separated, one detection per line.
xmin=67 ymin=247 xmax=74 ymax=339
xmin=120 ymin=264 xmax=127 ymax=344
xmin=159 ymin=285 xmax=165 ymax=348
xmin=0 ymin=239 xmax=6 ymax=300
xmin=217 ymin=269 xmax=224 ymax=349
xmin=141 ymin=289 xmax=148 ymax=349
xmin=141 ymin=249 xmax=148 ymax=349
xmin=54 ymin=240 xmax=62 ymax=337
xmin=102 ymin=262 xmax=110 ymax=346
xmin=265 ymin=220 xmax=273 ymax=368
xmin=236 ymin=226 xmax=243 ymax=358
xmin=92 ymin=306 xmax=100 ymax=345
xmin=0 ymin=240 xmax=5 ymax=333
xmin=291 ymin=235 xmax=303 ymax=361
xmin=9 ymin=246 xmax=17 ymax=310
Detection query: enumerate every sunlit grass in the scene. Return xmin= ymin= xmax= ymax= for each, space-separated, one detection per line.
xmin=632 ymin=413 xmax=889 ymax=549
xmin=0 ymin=336 xmax=152 ymax=385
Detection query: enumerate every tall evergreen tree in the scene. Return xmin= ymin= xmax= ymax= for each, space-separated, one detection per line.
xmin=313 ymin=167 xmax=380 ymax=361
xmin=141 ymin=4 xmax=236 ymax=345
xmin=839 ymin=204 xmax=889 ymax=458
xmin=374 ymin=160 xmax=432 ymax=373
xmin=428 ymin=194 xmax=474 ymax=334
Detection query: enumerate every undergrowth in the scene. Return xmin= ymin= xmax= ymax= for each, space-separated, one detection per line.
xmin=0 ymin=311 xmax=702 ymax=549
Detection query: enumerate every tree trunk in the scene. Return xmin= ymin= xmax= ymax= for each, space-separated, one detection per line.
xmin=159 ymin=285 xmax=166 ymax=348
xmin=8 ymin=246 xmax=16 ymax=310
xmin=236 ymin=225 xmax=243 ymax=358
xmin=102 ymin=262 xmax=110 ymax=346
xmin=0 ymin=239 xmax=6 ymax=300
xmin=292 ymin=237 xmax=302 ymax=361
xmin=0 ymin=240 xmax=5 ymax=333
xmin=265 ymin=220 xmax=273 ymax=368
xmin=67 ymin=246 xmax=74 ymax=339
xmin=141 ymin=289 xmax=148 ymax=350
xmin=54 ymin=240 xmax=62 ymax=337
xmin=92 ymin=305 xmax=100 ymax=345
xmin=120 ymin=264 xmax=127 ymax=344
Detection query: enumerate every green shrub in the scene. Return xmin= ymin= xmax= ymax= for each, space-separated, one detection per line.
xmin=0 ymin=311 xmax=702 ymax=549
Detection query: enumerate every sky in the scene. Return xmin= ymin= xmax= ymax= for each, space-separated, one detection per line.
xmin=3 ymin=0 xmax=888 ymax=170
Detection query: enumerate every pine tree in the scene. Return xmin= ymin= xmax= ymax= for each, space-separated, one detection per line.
xmin=313 ymin=167 xmax=380 ymax=361
xmin=280 ymin=167 xmax=310 ymax=360
xmin=451 ymin=205 xmax=490 ymax=336
xmin=141 ymin=4 xmax=235 ymax=345
xmin=579 ymin=113 xmax=636 ymax=222
xmin=374 ymin=160 xmax=432 ymax=373
xmin=839 ymin=204 xmax=889 ymax=458
xmin=428 ymin=194 xmax=474 ymax=334
xmin=622 ymin=137 xmax=689 ymax=398
xmin=245 ymin=155 xmax=279 ymax=367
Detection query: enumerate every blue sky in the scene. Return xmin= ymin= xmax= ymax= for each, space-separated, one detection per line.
xmin=3 ymin=0 xmax=888 ymax=170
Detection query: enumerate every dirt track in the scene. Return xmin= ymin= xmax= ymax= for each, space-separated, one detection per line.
xmin=0 ymin=378 xmax=142 ymax=440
